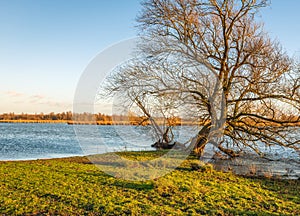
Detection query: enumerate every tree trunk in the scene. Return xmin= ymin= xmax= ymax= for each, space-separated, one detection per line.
xmin=188 ymin=124 xmax=211 ymax=157
xmin=151 ymin=126 xmax=175 ymax=149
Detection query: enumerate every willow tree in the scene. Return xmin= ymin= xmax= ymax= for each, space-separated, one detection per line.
xmin=107 ymin=0 xmax=300 ymax=157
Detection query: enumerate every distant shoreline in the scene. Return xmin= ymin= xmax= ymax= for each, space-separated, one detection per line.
xmin=0 ymin=120 xmax=133 ymax=125
xmin=1 ymin=119 xmax=299 ymax=127
xmin=0 ymin=120 xmax=69 ymax=124
xmin=0 ymin=119 xmax=193 ymax=126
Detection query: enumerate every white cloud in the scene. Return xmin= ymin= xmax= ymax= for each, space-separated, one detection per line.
xmin=3 ymin=91 xmax=25 ymax=97
xmin=0 ymin=91 xmax=72 ymax=113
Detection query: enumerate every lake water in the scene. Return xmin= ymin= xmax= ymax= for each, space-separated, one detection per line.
xmin=0 ymin=123 xmax=195 ymax=161
xmin=0 ymin=123 xmax=82 ymax=160
xmin=1 ymin=123 xmax=299 ymax=161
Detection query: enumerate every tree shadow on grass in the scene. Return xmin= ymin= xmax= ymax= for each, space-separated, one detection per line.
xmin=55 ymin=167 xmax=155 ymax=192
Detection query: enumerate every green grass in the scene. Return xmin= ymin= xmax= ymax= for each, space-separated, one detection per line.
xmin=0 ymin=151 xmax=299 ymax=215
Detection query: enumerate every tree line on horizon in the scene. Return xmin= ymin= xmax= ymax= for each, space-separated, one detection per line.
xmin=0 ymin=111 xmax=298 ymax=124
xmin=0 ymin=112 xmax=184 ymax=125
xmin=0 ymin=112 xmax=110 ymax=122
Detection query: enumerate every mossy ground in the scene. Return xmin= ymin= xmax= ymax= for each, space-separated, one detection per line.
xmin=0 ymin=151 xmax=299 ymax=215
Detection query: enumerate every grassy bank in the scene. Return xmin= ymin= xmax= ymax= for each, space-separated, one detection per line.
xmin=0 ymin=152 xmax=299 ymax=215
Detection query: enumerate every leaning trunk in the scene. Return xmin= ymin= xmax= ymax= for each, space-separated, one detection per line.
xmin=188 ymin=124 xmax=211 ymax=156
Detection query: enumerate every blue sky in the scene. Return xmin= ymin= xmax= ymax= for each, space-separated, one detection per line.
xmin=0 ymin=0 xmax=299 ymax=114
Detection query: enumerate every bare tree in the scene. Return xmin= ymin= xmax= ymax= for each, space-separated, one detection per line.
xmin=107 ymin=62 xmax=182 ymax=149
xmin=106 ymin=0 xmax=300 ymax=158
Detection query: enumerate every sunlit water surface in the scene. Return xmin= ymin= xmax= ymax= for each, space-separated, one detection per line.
xmin=0 ymin=123 xmax=299 ymax=179
xmin=0 ymin=123 xmax=195 ymax=161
